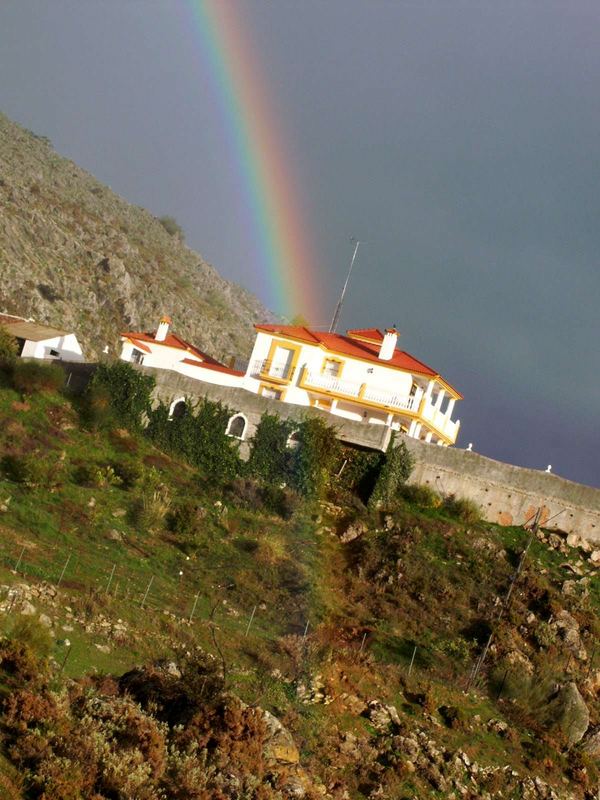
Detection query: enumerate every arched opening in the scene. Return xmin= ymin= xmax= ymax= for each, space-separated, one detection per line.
xmin=169 ymin=398 xmax=187 ymax=420
xmin=226 ymin=413 xmax=247 ymax=440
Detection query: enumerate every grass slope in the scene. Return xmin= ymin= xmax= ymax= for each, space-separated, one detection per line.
xmin=0 ymin=381 xmax=598 ymax=798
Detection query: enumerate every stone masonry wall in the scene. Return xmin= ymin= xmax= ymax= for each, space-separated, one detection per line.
xmin=60 ymin=361 xmax=600 ymax=542
xmin=402 ymin=437 xmax=600 ymax=543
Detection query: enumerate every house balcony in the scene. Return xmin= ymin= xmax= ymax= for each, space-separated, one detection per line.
xmin=420 ymin=400 xmax=460 ymax=442
xmin=300 ymin=368 xmax=460 ymax=444
xmin=300 ymin=368 xmax=418 ymax=412
xmin=249 ymin=358 xmax=296 ymax=383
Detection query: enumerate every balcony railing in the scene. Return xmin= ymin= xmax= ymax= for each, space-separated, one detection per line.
xmin=250 ymin=358 xmax=295 ymax=382
xmin=302 ymin=368 xmax=459 ymax=443
xmin=421 ymin=400 xmax=460 ymax=441
xmin=302 ymin=369 xmax=417 ymax=411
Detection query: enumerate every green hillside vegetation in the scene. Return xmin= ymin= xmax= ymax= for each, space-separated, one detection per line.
xmin=0 ymin=360 xmax=598 ymax=798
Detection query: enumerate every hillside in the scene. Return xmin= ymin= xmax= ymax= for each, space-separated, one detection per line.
xmin=0 ymin=363 xmax=598 ymax=798
xmin=0 ymin=111 xmax=274 ymax=361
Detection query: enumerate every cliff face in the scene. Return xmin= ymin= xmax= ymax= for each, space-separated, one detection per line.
xmin=0 ymin=112 xmax=274 ymax=360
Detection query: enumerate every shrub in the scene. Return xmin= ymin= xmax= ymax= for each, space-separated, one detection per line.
xmin=130 ymin=470 xmax=172 ymax=533
xmin=11 ymin=360 xmax=64 ymax=394
xmin=88 ymin=361 xmax=155 ymax=430
xmin=167 ymin=500 xmax=205 ymax=538
xmin=2 ymin=452 xmax=65 ymax=488
xmin=333 ymin=447 xmax=384 ymax=501
xmin=7 ymin=616 xmax=53 ymax=660
xmin=442 ymin=494 xmax=481 ymax=524
xmin=74 ymin=463 xmax=123 ymax=489
xmin=398 ymin=483 xmax=441 ymax=508
xmin=368 ymin=438 xmax=414 ymax=508
xmin=0 ymin=325 xmax=18 ymax=366
xmin=112 ymin=458 xmax=142 ymax=489
xmin=247 ymin=414 xmax=294 ymax=484
xmin=260 ymin=483 xmax=301 ymax=520
xmin=158 ymin=215 xmax=185 ymax=241
xmin=287 ymin=416 xmax=341 ymax=497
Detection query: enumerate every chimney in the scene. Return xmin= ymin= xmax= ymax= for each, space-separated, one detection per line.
xmin=155 ymin=315 xmax=172 ymax=342
xmin=378 ymin=328 xmax=398 ymax=361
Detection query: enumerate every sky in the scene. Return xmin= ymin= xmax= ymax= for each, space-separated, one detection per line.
xmin=0 ymin=1 xmax=599 ymax=487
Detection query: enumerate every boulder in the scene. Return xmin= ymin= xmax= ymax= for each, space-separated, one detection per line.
xmin=546 ymin=682 xmax=589 ymax=746
xmin=579 ymin=725 xmax=600 ymax=760
xmin=262 ymin=710 xmax=300 ymax=765
xmin=340 ymin=520 xmax=368 ymax=543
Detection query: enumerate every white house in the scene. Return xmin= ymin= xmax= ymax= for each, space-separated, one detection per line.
xmin=119 ymin=316 xmax=243 ymax=388
xmin=0 ymin=313 xmax=85 ymax=362
xmin=242 ymin=325 xmax=462 ymax=446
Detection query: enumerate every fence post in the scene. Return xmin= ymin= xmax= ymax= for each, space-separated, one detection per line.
xmin=189 ymin=592 xmax=200 ymax=623
xmin=244 ymin=605 xmax=257 ymax=637
xmin=408 ymin=645 xmax=417 ymax=677
xmin=14 ymin=546 xmax=25 ymax=573
xmin=105 ymin=563 xmax=116 ymax=595
xmin=56 ymin=554 xmax=72 ymax=588
xmin=140 ymin=576 xmax=154 ymax=609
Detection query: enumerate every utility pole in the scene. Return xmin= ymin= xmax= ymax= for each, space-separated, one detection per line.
xmin=329 ymin=239 xmax=360 ymax=333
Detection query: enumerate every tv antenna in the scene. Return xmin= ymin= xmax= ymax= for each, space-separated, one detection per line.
xmin=329 ymin=238 xmax=360 ymax=333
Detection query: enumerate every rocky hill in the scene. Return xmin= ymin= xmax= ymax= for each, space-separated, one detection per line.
xmin=0 ymin=111 xmax=273 ymax=361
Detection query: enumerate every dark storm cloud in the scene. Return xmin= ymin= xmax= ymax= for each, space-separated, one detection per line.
xmin=0 ymin=1 xmax=598 ymax=485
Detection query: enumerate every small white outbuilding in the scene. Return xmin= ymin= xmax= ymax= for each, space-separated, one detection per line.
xmin=0 ymin=313 xmax=85 ymax=362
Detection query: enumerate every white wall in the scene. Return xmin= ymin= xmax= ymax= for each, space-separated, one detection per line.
xmin=21 ymin=333 xmax=84 ymax=362
xmin=120 ymin=338 xmax=188 ymax=370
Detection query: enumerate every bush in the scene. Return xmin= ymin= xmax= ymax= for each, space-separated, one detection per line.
xmin=368 ymin=438 xmax=414 ymax=508
xmin=167 ymin=500 xmax=206 ymax=538
xmin=112 ymin=458 xmax=142 ymax=489
xmin=11 ymin=360 xmax=64 ymax=394
xmin=333 ymin=447 xmax=384 ymax=501
xmin=88 ymin=361 xmax=155 ymax=430
xmin=158 ymin=215 xmax=185 ymax=241
xmin=2 ymin=452 xmax=65 ymax=488
xmin=7 ymin=616 xmax=53 ymax=660
xmin=0 ymin=325 xmax=18 ymax=366
xmin=287 ymin=416 xmax=341 ymax=497
xmin=398 ymin=483 xmax=441 ymax=508
xmin=441 ymin=494 xmax=481 ymax=524
xmin=247 ymin=414 xmax=294 ymax=484
xmin=129 ymin=469 xmax=172 ymax=533
xmin=74 ymin=463 xmax=123 ymax=489
xmin=260 ymin=483 xmax=301 ymax=520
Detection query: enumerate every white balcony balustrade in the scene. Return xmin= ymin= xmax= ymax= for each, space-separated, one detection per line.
xmin=250 ymin=358 xmax=295 ymax=381
xmin=302 ymin=369 xmax=417 ymax=412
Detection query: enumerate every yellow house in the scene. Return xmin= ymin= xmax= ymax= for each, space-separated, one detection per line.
xmin=242 ymin=325 xmax=462 ymax=446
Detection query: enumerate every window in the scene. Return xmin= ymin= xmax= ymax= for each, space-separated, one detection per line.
xmin=226 ymin=414 xmax=247 ymax=439
xmin=322 ymin=358 xmax=342 ymax=377
xmin=131 ymin=349 xmax=145 ymax=365
xmin=49 ymin=348 xmax=60 ymax=357
xmin=260 ymin=386 xmax=282 ymax=400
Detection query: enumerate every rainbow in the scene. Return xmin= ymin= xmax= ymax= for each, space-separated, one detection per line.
xmin=183 ymin=0 xmax=323 ymax=322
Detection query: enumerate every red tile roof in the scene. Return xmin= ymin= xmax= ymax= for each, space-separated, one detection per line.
xmin=120 ymin=330 xmax=224 ymax=366
xmin=346 ymin=328 xmax=385 ymax=343
xmin=255 ymin=324 xmax=462 ymax=398
xmin=181 ymin=358 xmax=244 ymax=377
